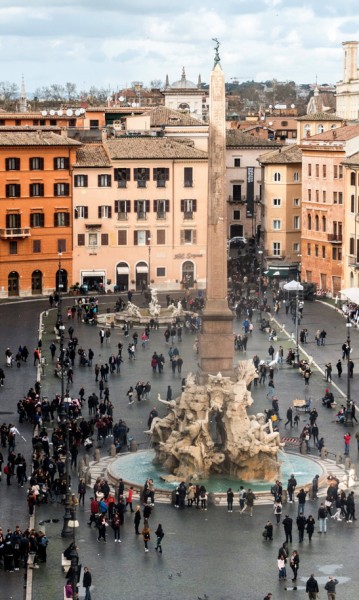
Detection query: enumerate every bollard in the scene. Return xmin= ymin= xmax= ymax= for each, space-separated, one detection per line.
xmin=320 ymin=447 xmax=328 ymax=460
xmin=129 ymin=439 xmax=138 ymax=452
xmin=93 ymin=448 xmax=101 ymax=462
xmin=109 ymin=444 xmax=116 ymax=457
xmin=336 ymin=454 xmax=343 ymax=465
xmin=300 ymin=441 xmax=307 ymax=454
xmin=85 ymin=467 xmax=92 ymax=485
xmin=344 ymin=457 xmax=351 ymax=470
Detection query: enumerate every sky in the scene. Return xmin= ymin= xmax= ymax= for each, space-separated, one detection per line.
xmin=0 ymin=0 xmax=358 ymax=91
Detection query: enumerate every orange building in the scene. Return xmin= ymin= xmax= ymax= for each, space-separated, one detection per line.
xmin=0 ymin=131 xmax=81 ymax=297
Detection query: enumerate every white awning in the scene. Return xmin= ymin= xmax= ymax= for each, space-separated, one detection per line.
xmin=117 ymin=266 xmax=130 ymax=274
xmin=81 ymin=270 xmax=106 ymax=278
xmin=136 ymin=266 xmax=148 ymax=274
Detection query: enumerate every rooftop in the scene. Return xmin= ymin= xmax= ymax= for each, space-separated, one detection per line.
xmin=297 ymin=112 xmax=343 ymax=122
xmin=74 ymin=144 xmax=111 ymax=168
xmin=343 ymin=151 xmax=359 ymax=166
xmin=146 ymin=106 xmax=205 ymax=128
xmin=259 ymin=144 xmax=302 ymax=164
xmin=226 ymin=129 xmax=278 ymax=149
xmin=104 ymin=137 xmax=207 ymax=160
xmin=307 ymin=124 xmax=359 ymax=142
xmin=0 ymin=131 xmax=82 ymax=146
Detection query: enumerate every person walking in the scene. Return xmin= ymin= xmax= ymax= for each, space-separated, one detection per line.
xmin=296 ymin=513 xmax=306 ymax=543
xmin=154 ymin=523 xmax=164 ymax=553
xmin=111 ymin=512 xmax=121 ymax=542
xmin=277 ymin=553 xmax=287 ymax=581
xmin=324 ymin=576 xmax=339 ymax=600
xmin=336 ymin=359 xmax=342 ymax=378
xmin=83 ymin=567 xmax=92 ymax=600
xmin=142 ymin=525 xmax=150 ymax=552
xmin=318 ymin=503 xmax=328 ymax=533
xmin=325 ymin=362 xmax=332 ymax=382
xmin=287 ymin=474 xmax=297 ymax=503
xmin=97 ymin=516 xmax=107 ymax=542
xmin=289 ymin=549 xmax=300 ymax=581
xmin=273 ymin=499 xmax=282 ymax=524
xmin=240 ymin=488 xmax=255 ymax=516
xmin=306 ymin=515 xmax=315 ymax=541
xmin=306 ymin=574 xmax=319 ymax=599
xmin=134 ymin=505 xmax=141 ymax=534
xmin=282 ymin=515 xmax=293 ymax=543
xmin=227 ymin=487 xmax=234 ymax=512
xmin=344 ymin=432 xmax=351 ymax=455
xmin=285 ymin=407 xmax=293 ymax=428
xmin=297 ymin=488 xmax=308 ymax=515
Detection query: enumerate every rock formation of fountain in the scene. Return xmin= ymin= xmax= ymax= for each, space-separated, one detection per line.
xmin=149 ymin=361 xmax=284 ymax=483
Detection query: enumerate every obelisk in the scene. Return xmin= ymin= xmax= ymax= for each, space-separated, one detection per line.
xmin=198 ymin=42 xmax=234 ymax=378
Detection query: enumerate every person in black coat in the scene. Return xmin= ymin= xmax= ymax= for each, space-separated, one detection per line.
xmin=296 ymin=513 xmax=306 ymax=542
xmin=134 ymin=505 xmax=141 ymax=534
xmin=282 ymin=515 xmax=293 ymax=543
xmin=83 ymin=567 xmax=92 ymax=600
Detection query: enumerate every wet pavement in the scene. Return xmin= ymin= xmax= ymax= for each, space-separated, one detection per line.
xmin=0 ymin=293 xmax=359 ymax=599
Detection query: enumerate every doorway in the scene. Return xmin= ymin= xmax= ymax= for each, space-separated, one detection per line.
xmin=182 ymin=261 xmax=195 ymax=288
xmin=8 ymin=271 xmax=19 ymax=296
xmin=32 ymin=270 xmax=43 ymax=295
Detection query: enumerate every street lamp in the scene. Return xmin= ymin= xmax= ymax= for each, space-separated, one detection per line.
xmin=346 ymin=316 xmax=352 ymax=403
xmin=258 ymin=250 xmax=263 ymax=321
xmin=148 ymin=236 xmax=151 ymax=290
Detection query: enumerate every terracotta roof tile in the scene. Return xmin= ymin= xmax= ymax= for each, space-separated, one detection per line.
xmin=307 ymin=125 xmax=359 ymax=141
xmin=0 ymin=131 xmax=81 ymax=146
xmin=259 ymin=144 xmax=302 ymax=164
xmin=343 ymin=152 xmax=359 ymax=166
xmin=226 ymin=129 xmax=278 ymax=148
xmin=297 ymin=112 xmax=343 ymax=122
xmin=74 ymin=144 xmax=111 ymax=167
xmin=146 ymin=106 xmax=203 ymax=127
xmin=104 ymin=137 xmax=207 ymax=160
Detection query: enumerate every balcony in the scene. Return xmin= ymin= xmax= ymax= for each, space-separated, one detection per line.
xmin=0 ymin=227 xmax=31 ymax=239
xmin=137 ymin=212 xmax=147 ymax=220
xmin=117 ymin=212 xmax=128 ymax=221
xmin=136 ymin=181 xmax=147 ymax=189
xmin=156 ymin=211 xmax=166 ymax=220
xmin=184 ymin=180 xmax=193 ymax=188
xmin=327 ymin=233 xmax=342 ymax=243
xmin=117 ymin=181 xmax=127 ymax=188
xmin=156 ymin=180 xmax=166 ymax=188
xmin=183 ymin=211 xmax=194 ymax=220
xmin=228 ymin=195 xmax=246 ymax=203
xmin=348 ymin=256 xmax=359 ymax=268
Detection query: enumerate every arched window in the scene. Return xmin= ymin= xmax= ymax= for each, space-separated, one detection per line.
xmin=317 ymin=124 xmax=324 ymax=133
xmin=32 ymin=270 xmax=42 ymax=294
xmin=322 ymin=216 xmax=326 ymax=232
xmin=274 ymin=172 xmax=281 ymax=182
xmin=182 ymin=261 xmax=195 ymax=288
xmin=351 ymin=171 xmax=356 ymax=186
xmin=8 ymin=271 xmax=19 ymax=296
xmin=330 ymin=124 xmax=337 ymax=130
xmin=315 ymin=215 xmax=319 ymax=231
xmin=304 ymin=124 xmax=311 ymax=137
xmin=308 ymin=214 xmax=312 ymax=230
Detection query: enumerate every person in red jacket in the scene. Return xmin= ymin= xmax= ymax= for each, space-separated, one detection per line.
xmin=344 ymin=432 xmax=351 ymax=455
xmin=126 ymin=486 xmax=134 ymax=512
xmin=88 ymin=497 xmax=99 ymax=527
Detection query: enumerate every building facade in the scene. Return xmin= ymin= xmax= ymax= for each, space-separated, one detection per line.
xmin=0 ymin=131 xmax=80 ymax=297
xmin=72 ymin=137 xmax=208 ymax=292
xmin=343 ymin=154 xmax=359 ymax=288
xmin=336 ymin=41 xmax=359 ymax=120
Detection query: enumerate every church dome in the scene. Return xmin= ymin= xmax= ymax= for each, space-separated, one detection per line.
xmin=170 ymin=67 xmax=197 ymax=89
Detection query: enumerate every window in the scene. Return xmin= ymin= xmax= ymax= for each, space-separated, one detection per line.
xmin=29 ymin=183 xmax=44 ymax=197
xmin=9 ymin=241 xmax=18 ymax=255
xmin=33 ymin=240 xmax=41 ymax=253
xmin=307 ymin=243 xmax=311 ymax=256
xmin=134 ymin=200 xmax=150 ymax=219
xmin=293 ymin=171 xmax=299 ymax=182
xmin=156 ymin=267 xmax=166 ymax=277
xmin=30 ymin=213 xmax=44 ymax=228
xmin=293 ymin=243 xmax=300 ymax=253
xmin=114 ymin=168 xmax=131 ymax=188
xmin=304 ymin=125 xmax=311 ymax=137
xmin=315 ymin=215 xmax=319 ymax=231
xmin=322 ymin=216 xmax=326 ymax=232
xmin=308 ymin=164 xmax=312 ymax=176
xmin=6 ymin=184 xmax=21 ymax=198
xmin=308 ymin=189 xmax=312 ymax=202
xmin=75 ymin=206 xmax=88 ymax=219
xmin=6 ymin=214 xmax=21 ymax=228
xmin=29 ymin=157 xmax=44 ymax=170
xmin=293 ymin=198 xmax=300 ymax=207
xmin=114 ymin=200 xmax=131 ymax=219
xmin=98 ymin=174 xmax=112 ymax=187
xmin=234 ymin=158 xmax=241 ymax=167
xmin=134 ymin=168 xmax=150 ymax=188
xmin=332 ymin=247 xmax=337 ymax=260
xmin=315 ymin=245 xmax=319 ymax=257
xmin=338 ymin=192 xmax=343 ymax=204
xmin=351 ymin=195 xmax=355 ymax=213
xmin=101 ymin=233 xmax=109 ymax=246
xmin=338 ymin=247 xmax=342 ymax=260
xmin=118 ymin=230 xmax=127 ymax=245
xmin=157 ymin=230 xmax=166 ymax=244
xmin=306 ymin=270 xmax=312 ymax=282
xmin=350 ymin=172 xmax=356 ymax=186
xmin=5 ymin=157 xmax=20 ymax=171
xmin=181 ymin=199 xmax=197 ymax=218
xmin=323 ymin=164 xmax=327 ymax=178
xmin=273 ymin=172 xmax=281 ymax=182
xmin=90 ymin=119 xmax=99 ymax=128
xmin=184 ymin=167 xmax=193 ymax=187
xmin=77 ymin=234 xmax=85 ymax=246
xmin=233 ymin=210 xmax=241 ymax=220
xmin=315 ymin=164 xmax=319 ymax=177
xmin=308 ymin=214 xmax=312 ymax=230
xmin=339 ymin=165 xmax=343 ymax=179
xmin=333 ymin=191 xmax=338 ymax=204
xmin=322 ymin=246 xmax=326 ymax=258
xmin=350 ymin=238 xmax=355 ymax=255
xmin=272 ymin=242 xmax=281 ymax=256
xmin=134 ymin=230 xmax=150 ymax=246
xmin=54 ymin=183 xmax=70 ymax=196
xmin=54 ymin=157 xmax=69 ymax=170
xmin=315 ymin=190 xmax=319 ymax=202
xmin=74 ymin=175 xmax=88 ymax=187
xmin=323 ymin=190 xmax=326 ymax=203
xmin=50 ymin=119 xmax=57 ymax=126
xmin=317 ymin=124 xmax=324 ymax=133
xmin=334 ymin=165 xmax=338 ymax=179
xmin=154 ymin=199 xmax=169 ymax=219
xmin=54 ymin=212 xmax=70 ymax=227
xmin=58 ymin=239 xmax=66 ymax=253
xmin=88 ymin=233 xmax=98 ymax=247
xmin=153 ymin=168 xmax=169 ymax=187
xmin=273 ymin=219 xmax=281 ymax=230
xmin=232 ymin=185 xmax=242 ymax=202
xmin=98 ymin=205 xmax=112 ymax=218
xmin=294 ymin=216 xmax=300 ymax=229
xmin=273 ymin=198 xmax=281 ymax=207
xmin=180 ymin=229 xmax=197 ymax=244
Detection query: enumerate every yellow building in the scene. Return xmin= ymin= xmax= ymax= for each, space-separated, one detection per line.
xmin=343 ymin=153 xmax=359 ymax=288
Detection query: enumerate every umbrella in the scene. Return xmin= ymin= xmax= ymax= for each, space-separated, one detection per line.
xmin=340 ymin=287 xmax=359 ymax=304
xmin=283 ymin=280 xmax=304 ymax=291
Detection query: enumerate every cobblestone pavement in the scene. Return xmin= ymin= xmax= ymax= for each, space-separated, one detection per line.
xmin=1 ymin=294 xmax=359 ymax=600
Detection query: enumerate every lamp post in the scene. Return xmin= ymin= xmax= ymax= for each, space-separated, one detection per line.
xmin=148 ymin=236 xmax=151 ymax=290
xmin=295 ymin=277 xmax=300 ymax=365
xmin=346 ymin=316 xmax=352 ymax=404
xmin=258 ymin=250 xmax=263 ymax=321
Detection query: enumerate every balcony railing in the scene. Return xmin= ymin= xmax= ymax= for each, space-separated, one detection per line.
xmin=137 ymin=212 xmax=147 ymax=220
xmin=184 ymin=180 xmax=193 ymax=188
xmin=327 ymin=233 xmax=343 ymax=243
xmin=156 ymin=211 xmax=166 ymax=220
xmin=156 ymin=180 xmax=166 ymax=188
xmin=348 ymin=256 xmax=359 ymax=268
xmin=228 ymin=195 xmax=246 ymax=203
xmin=0 ymin=227 xmax=31 ymax=239
xmin=136 ymin=180 xmax=147 ymax=188
xmin=117 ymin=212 xmax=128 ymax=221
xmin=183 ymin=211 xmax=193 ymax=220
xmin=117 ymin=180 xmax=127 ymax=188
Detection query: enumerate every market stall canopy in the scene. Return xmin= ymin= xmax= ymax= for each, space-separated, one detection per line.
xmin=340 ymin=287 xmax=359 ymax=304
xmin=283 ymin=280 xmax=304 ymax=292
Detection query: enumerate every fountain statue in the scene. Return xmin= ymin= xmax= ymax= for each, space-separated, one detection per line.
xmin=148 ymin=288 xmax=161 ymax=317
xmin=126 ymin=301 xmax=142 ymax=319
xmin=149 ymin=361 xmax=284 ymax=483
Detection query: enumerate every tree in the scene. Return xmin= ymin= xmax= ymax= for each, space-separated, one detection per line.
xmin=0 ymin=81 xmax=19 ymax=102
xmin=65 ymin=82 xmax=78 ymax=101
xmin=150 ymin=79 xmax=163 ymax=90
